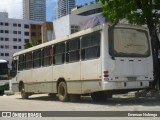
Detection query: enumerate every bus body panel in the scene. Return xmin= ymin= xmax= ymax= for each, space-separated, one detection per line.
xmin=81 ymin=59 xmax=102 ymax=93
xmin=65 ymin=62 xmax=81 ymax=94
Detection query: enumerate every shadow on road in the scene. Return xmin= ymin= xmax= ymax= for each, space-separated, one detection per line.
xmin=16 ymin=94 xmax=160 ymax=107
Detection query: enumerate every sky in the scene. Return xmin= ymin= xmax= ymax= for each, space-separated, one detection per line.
xmin=0 ymin=0 xmax=94 ymax=21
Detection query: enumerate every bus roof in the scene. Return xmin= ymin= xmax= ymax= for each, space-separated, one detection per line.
xmin=13 ymin=23 xmax=148 ymax=57
xmin=13 ymin=23 xmax=104 ymax=57
xmin=0 ymin=59 xmax=7 ymax=63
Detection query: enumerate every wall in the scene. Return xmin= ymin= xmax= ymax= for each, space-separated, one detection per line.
xmin=53 ymin=14 xmax=90 ymax=39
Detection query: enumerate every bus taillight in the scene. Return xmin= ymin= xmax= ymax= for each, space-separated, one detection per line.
xmin=104 ymin=70 xmax=109 ymax=77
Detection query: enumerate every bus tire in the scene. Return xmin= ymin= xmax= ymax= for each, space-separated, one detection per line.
xmin=0 ymin=90 xmax=4 ymax=96
xmin=20 ymin=85 xmax=29 ymax=99
xmin=58 ymin=82 xmax=70 ymax=102
xmin=91 ymin=92 xmax=107 ymax=102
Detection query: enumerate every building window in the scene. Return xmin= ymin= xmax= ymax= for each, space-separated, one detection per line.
xmin=19 ymin=46 xmax=22 ymax=49
xmin=81 ymin=32 xmax=100 ymax=60
xmin=66 ymin=38 xmax=80 ymax=62
xmin=0 ymin=22 xmax=3 ymax=26
xmin=24 ymin=32 xmax=29 ymax=36
xmin=0 ymin=30 xmax=4 ymax=33
xmin=18 ymin=31 xmax=21 ymax=34
xmin=5 ymin=53 xmax=9 ymax=56
xmin=13 ymin=23 xmax=17 ymax=27
xmin=0 ymin=38 xmax=4 ymax=41
xmin=0 ymin=45 xmax=4 ymax=49
xmin=18 ymin=39 xmax=21 ymax=42
xmin=0 ymin=53 xmax=4 ymax=56
xmin=5 ymin=38 xmax=9 ymax=41
xmin=5 ymin=23 xmax=9 ymax=26
xmin=13 ymin=46 xmax=17 ymax=49
xmin=24 ymin=24 xmax=29 ymax=28
xmin=13 ymin=38 xmax=17 ymax=42
xmin=31 ymin=32 xmax=36 ymax=36
xmin=18 ymin=24 xmax=21 ymax=27
xmin=13 ymin=31 xmax=17 ymax=34
xmin=53 ymin=43 xmax=65 ymax=65
xmin=71 ymin=25 xmax=79 ymax=34
xmin=25 ymin=39 xmax=29 ymax=43
xmin=5 ymin=30 xmax=9 ymax=34
xmin=31 ymin=25 xmax=36 ymax=29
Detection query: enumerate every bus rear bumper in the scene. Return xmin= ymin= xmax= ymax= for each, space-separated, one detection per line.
xmin=103 ymin=80 xmax=151 ymax=91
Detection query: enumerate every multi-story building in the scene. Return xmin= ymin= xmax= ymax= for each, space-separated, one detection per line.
xmin=41 ymin=22 xmax=54 ymax=43
xmin=0 ymin=14 xmax=42 ymax=66
xmin=23 ymin=0 xmax=46 ymax=21
xmin=58 ymin=0 xmax=75 ymax=18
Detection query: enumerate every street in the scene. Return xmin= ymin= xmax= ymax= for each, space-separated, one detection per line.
xmin=0 ymin=93 xmax=160 ymax=120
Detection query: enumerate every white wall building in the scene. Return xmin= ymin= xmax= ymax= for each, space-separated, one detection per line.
xmin=53 ymin=14 xmax=91 ymax=39
xmin=0 ymin=15 xmax=42 ymax=67
xmin=0 ymin=12 xmax=8 ymax=18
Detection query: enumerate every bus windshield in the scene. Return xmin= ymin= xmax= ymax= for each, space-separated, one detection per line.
xmin=111 ymin=28 xmax=150 ymax=57
xmin=0 ymin=62 xmax=8 ymax=76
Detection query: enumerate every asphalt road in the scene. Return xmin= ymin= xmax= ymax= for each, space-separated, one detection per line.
xmin=0 ymin=93 xmax=160 ymax=120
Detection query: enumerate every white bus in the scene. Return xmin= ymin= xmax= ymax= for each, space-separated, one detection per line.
xmin=0 ymin=59 xmax=9 ymax=96
xmin=11 ymin=23 xmax=153 ymax=101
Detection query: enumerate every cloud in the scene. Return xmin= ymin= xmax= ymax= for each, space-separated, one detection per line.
xmin=0 ymin=0 xmax=22 ymax=19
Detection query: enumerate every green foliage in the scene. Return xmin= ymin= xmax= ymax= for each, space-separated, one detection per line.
xmin=24 ymin=39 xmax=38 ymax=49
xmin=100 ymin=0 xmax=160 ymax=25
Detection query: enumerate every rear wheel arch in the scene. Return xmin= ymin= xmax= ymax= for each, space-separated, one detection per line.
xmin=57 ymin=78 xmax=70 ymax=102
xmin=19 ymin=81 xmax=24 ymax=92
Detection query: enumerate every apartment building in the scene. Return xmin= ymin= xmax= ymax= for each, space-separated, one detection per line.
xmin=0 ymin=15 xmax=42 ymax=66
xmin=23 ymin=0 xmax=46 ymax=21
xmin=58 ymin=0 xmax=75 ymax=18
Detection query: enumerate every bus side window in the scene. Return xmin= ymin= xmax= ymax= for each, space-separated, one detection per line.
xmin=66 ymin=38 xmax=80 ymax=63
xmin=42 ymin=46 xmax=52 ymax=66
xmin=12 ymin=59 xmax=17 ymax=77
xmin=18 ymin=55 xmax=25 ymax=71
xmin=81 ymin=32 xmax=100 ymax=60
xmin=33 ymin=50 xmax=41 ymax=68
xmin=25 ymin=52 xmax=32 ymax=69
xmin=53 ymin=42 xmax=65 ymax=65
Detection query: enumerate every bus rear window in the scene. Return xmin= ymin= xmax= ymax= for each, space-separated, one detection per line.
xmin=110 ymin=28 xmax=150 ymax=57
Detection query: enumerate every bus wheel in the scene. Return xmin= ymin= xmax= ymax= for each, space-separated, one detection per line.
xmin=91 ymin=92 xmax=107 ymax=102
xmin=21 ymin=85 xmax=29 ymax=99
xmin=58 ymin=82 xmax=70 ymax=102
xmin=0 ymin=90 xmax=4 ymax=96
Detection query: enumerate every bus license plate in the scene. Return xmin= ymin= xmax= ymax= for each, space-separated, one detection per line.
xmin=127 ymin=77 xmax=136 ymax=81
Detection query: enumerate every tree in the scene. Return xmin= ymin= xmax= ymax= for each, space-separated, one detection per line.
xmin=24 ymin=39 xmax=39 ymax=49
xmin=100 ymin=0 xmax=160 ymax=89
